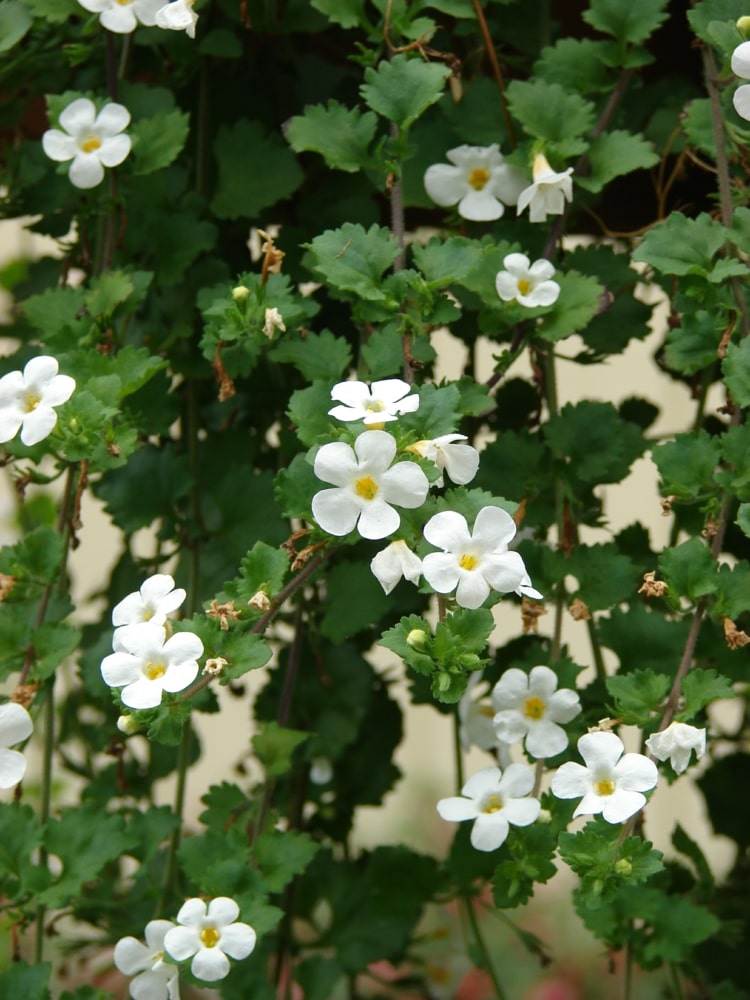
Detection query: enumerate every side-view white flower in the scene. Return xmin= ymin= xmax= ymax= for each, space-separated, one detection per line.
xmin=421 ymin=506 xmax=542 ymax=610
xmin=0 ymin=356 xmax=75 ymax=447
xmin=423 ymin=144 xmax=526 ymax=222
xmin=101 ymin=623 xmax=203 ymax=709
xmin=370 ymin=539 xmax=422 ymax=594
xmin=436 ymin=763 xmax=540 ymax=851
xmin=42 ymin=98 xmax=131 ymax=190
xmin=495 ymin=253 xmax=560 ymax=308
xmin=0 ymin=702 xmax=33 ymax=789
xmin=732 ymin=41 xmax=750 ymax=120
xmin=645 ymin=722 xmax=706 ymax=775
xmin=516 ymin=153 xmax=573 ymax=224
xmin=407 ymin=434 xmax=479 ymax=488
xmin=164 ymin=897 xmax=256 ymax=983
xmin=328 ymin=379 xmax=419 ymax=426
xmin=492 ymin=665 xmax=581 ymax=758
xmin=112 ymin=574 xmax=186 ymax=633
xmin=312 ymin=430 xmax=429 ymax=540
xmin=114 ymin=920 xmax=180 ymax=1000
xmin=77 ymin=0 xmax=163 ymax=33
xmin=458 ymin=672 xmax=497 ymax=752
xmin=155 ymin=0 xmax=198 ymax=37
xmin=551 ymin=731 xmax=658 ymax=823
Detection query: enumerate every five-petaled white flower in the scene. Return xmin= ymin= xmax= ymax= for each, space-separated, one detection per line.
xmin=0 ymin=356 xmax=75 ymax=448
xmin=492 ymin=666 xmax=581 ymax=759
xmin=732 ymin=42 xmax=750 ymax=120
xmin=164 ymin=897 xmax=256 ymax=982
xmin=495 ymin=253 xmax=560 ymax=309
xmin=114 ymin=920 xmax=180 ymax=1000
xmin=42 ymin=98 xmax=131 ymax=190
xmin=407 ymin=434 xmax=479 ymax=488
xmin=551 ymin=731 xmax=657 ymax=824
xmin=312 ymin=430 xmax=429 ymax=540
xmin=370 ymin=539 xmax=422 ymax=594
xmin=0 ymin=702 xmax=33 ymax=790
xmin=112 ymin=574 xmax=186 ymax=637
xmin=645 ymin=722 xmax=706 ymax=775
xmin=421 ymin=506 xmax=542 ymax=610
xmin=516 ymin=153 xmax=573 ymax=224
xmin=423 ymin=144 xmax=526 ymax=222
xmin=436 ymin=764 xmax=540 ymax=851
xmin=458 ymin=672 xmax=497 ymax=752
xmin=77 ymin=0 xmax=163 ymax=32
xmin=101 ymin=623 xmax=203 ymax=709
xmin=328 ymin=379 xmax=419 ymax=426
xmin=155 ymin=0 xmax=198 ymax=36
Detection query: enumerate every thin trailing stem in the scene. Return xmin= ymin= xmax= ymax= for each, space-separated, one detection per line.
xmin=464 ymin=895 xmax=508 ymax=1000
xmin=34 ymin=683 xmax=55 ymax=963
xmin=544 ymin=349 xmax=566 ymax=664
xmin=158 ymin=724 xmax=191 ymax=911
xmin=470 ymin=0 xmax=515 ymax=147
xmin=587 ymin=619 xmax=607 ymax=683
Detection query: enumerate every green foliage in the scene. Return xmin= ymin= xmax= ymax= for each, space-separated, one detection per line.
xmin=606 ymin=670 xmax=670 ymax=725
xmin=306 ymin=223 xmax=399 ymax=301
xmin=287 ymin=102 xmax=377 ymax=172
xmin=583 ymin=0 xmax=669 ymax=44
xmin=360 ymin=55 xmax=450 ymax=130
xmin=506 ymin=79 xmax=595 ymax=158
xmin=211 ymin=120 xmax=304 ymax=219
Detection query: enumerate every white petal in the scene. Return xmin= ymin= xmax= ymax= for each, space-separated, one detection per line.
xmin=219 ymin=922 xmax=256 ymax=959
xmin=0 ymin=411 xmax=23 ymax=443
xmin=23 ymin=355 xmax=56 ymax=385
xmin=69 ymin=153 xmax=105 ymax=189
xmin=98 ymin=134 xmax=132 ymax=168
xmin=95 ymin=102 xmax=131 ymax=136
xmin=0 ymin=370 xmax=24 ymax=405
xmin=145 ymin=920 xmax=175 ymax=951
xmin=176 ymin=898 xmax=207 ymax=927
xmin=614 ymin=752 xmax=658 ymax=793
xmin=370 ymin=547 xmax=403 ymax=595
xmin=394 ymin=392 xmax=419 ymax=415
xmin=121 ymin=678 xmax=164 ymax=710
xmin=492 ymin=709 xmax=527 ymax=745
xmin=550 ymin=761 xmax=591 ymax=799
xmin=117 ymin=622 xmax=166 ymax=659
xmin=578 ymin=731 xmax=623 ymax=771
xmin=191 ymin=947 xmax=230 ymax=982
xmin=114 ymin=936 xmax=152 ymax=976
xmin=423 ymin=510 xmax=471 ymax=552
xmin=314 ymin=441 xmax=358 ymax=487
xmin=491 ymin=668 xmax=528 ymax=710
xmin=164 ymin=924 xmax=200 ymax=960
xmin=525 ymin=719 xmax=568 ymax=759
xmin=441 ymin=443 xmax=479 ymax=485
xmin=0 ymin=748 xmax=27 ymax=788
xmin=379 ymin=462 xmax=428 ymax=508
xmin=502 ymin=796 xmax=540 ymax=827
xmin=328 ymin=404 xmax=366 ymax=422
xmin=155 ymin=0 xmax=195 ymax=32
xmin=495 ymin=271 xmax=518 ymax=302
xmin=59 ymin=97 xmax=96 ymax=136
xmin=160 ymin=660 xmax=199 ymax=694
xmin=100 ymin=5 xmax=139 ymax=30
xmin=133 ymin=0 xmax=165 ymax=23
xmin=497 ymin=761 xmax=534 ymax=798
xmin=371 ymin=378 xmax=411 ymax=404
xmin=330 ymin=380 xmax=370 ymax=408
xmin=502 ymin=253 xmax=531 ymax=276
xmin=529 ymin=259 xmax=555 ymax=281
xmin=164 ymin=630 xmax=204 ymax=663
xmin=480 ymin=552 xmax=526 ymax=594
xmin=733 ymin=41 xmax=750 ymax=78
xmin=572 ymin=791 xmax=604 ymax=818
xmin=461 ymin=765 xmax=502 ymax=800
xmin=457 ymin=189 xmax=503 ymax=222
xmin=207 ymin=897 xmax=239 ymax=927
xmin=20 ymin=406 xmax=57 ymax=446
xmin=357 ymin=499 xmax=400 ymax=540
xmin=154 ymin=589 xmax=186 ymax=616
xmin=527 ymin=666 xmax=558 ymax=699
xmin=101 ymin=652 xmax=142 ymax=688
xmin=470 ymin=813 xmax=509 ymax=851
xmin=473 ymin=505 xmax=516 ymax=550
xmin=353 ymin=430 xmax=396 ymax=473
xmin=312 ymin=488 xmax=359 ymax=536
xmin=601 ymin=789 xmax=645 ymax=824
xmin=424 ymin=163 xmax=466 ymax=207
xmin=446 ymin=144 xmax=500 ymax=168
xmin=130 ymin=967 xmax=175 ymax=1000
xmin=522 ymin=280 xmax=560 ymax=308
xmin=490 ymin=164 xmax=527 ymax=205
xmin=0 ymin=702 xmax=33 ymax=748
xmin=42 ymin=374 xmax=75 ymax=407
xmin=112 ymin=592 xmax=145 ymax=626
xmin=515 ymin=183 xmax=536 ymax=218
xmin=421 ymin=552 xmax=460 ymax=594
xmin=42 ymin=130 xmax=76 ymax=162
xmin=455 ymin=570 xmax=490 ymax=609
xmin=734 ymin=84 xmax=750 ymax=120
xmin=436 ymin=796 xmax=479 ymax=822
xmin=547 ymin=688 xmax=581 ymax=724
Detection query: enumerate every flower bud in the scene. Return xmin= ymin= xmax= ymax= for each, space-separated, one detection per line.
xmin=248 ymin=590 xmax=272 ymax=612
xmin=614 ymin=858 xmax=633 ymax=877
xmin=737 ymin=15 xmax=750 ymax=34
xmin=232 ymin=285 xmax=250 ymax=302
xmin=406 ymin=628 xmax=428 ymax=650
xmin=436 ymin=671 xmax=452 ymax=693
xmin=537 ymin=808 xmax=552 ymax=824
xmin=117 ymin=714 xmax=139 ymax=735
xmin=458 ymin=653 xmax=481 ymax=668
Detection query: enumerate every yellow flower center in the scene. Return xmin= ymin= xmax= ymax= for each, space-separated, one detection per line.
xmin=479 ymin=703 xmax=495 ymax=718
xmin=459 ymin=553 xmax=478 ymax=571
xmin=145 ymin=662 xmax=166 ymax=681
xmin=354 ymin=475 xmax=379 ymax=501
xmin=517 ymin=278 xmax=532 ymax=296
xmin=23 ymin=391 xmax=41 ymax=413
xmin=200 ymin=926 xmax=220 ymax=948
xmin=427 ymin=964 xmax=451 ymax=985
xmin=367 ymin=422 xmax=386 ymax=430
xmin=482 ymin=793 xmax=503 ymax=814
xmin=80 ymin=136 xmax=102 ymax=153
xmin=468 ymin=167 xmax=490 ymax=190
xmin=142 ymin=607 xmax=154 ymax=621
xmin=523 ymin=696 xmax=546 ymax=720
xmin=595 ymin=778 xmax=616 ymax=797
xmin=365 ymin=400 xmax=385 ymax=412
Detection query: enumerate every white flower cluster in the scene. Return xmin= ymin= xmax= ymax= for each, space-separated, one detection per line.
xmin=0 ymin=702 xmax=33 ymax=790
xmin=311 ymin=379 xmax=541 ymax=610
xmin=100 ymin=575 xmax=204 ymax=710
xmin=0 ymin=356 xmax=75 ymax=447
xmin=77 ymin=0 xmax=197 ymax=36
xmin=114 ymin=896 xmax=256 ymax=998
xmin=732 ymin=41 xmax=750 ymax=121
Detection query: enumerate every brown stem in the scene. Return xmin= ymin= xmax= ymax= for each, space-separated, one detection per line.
xmin=470 ymin=0 xmax=515 ymax=147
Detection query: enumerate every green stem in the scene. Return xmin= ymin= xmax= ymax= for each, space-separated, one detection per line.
xmin=544 ymin=349 xmax=566 ymax=664
xmin=453 ymin=711 xmax=464 ymax=794
xmin=669 ymin=964 xmax=685 ymax=1000
xmin=464 ymin=895 xmax=508 ymax=1000
xmin=34 ymin=682 xmax=55 ymax=962
xmin=587 ymin=618 xmax=607 ymax=682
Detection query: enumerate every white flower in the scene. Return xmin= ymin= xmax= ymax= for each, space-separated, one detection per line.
xmin=645 ymin=722 xmax=706 ymax=775
xmin=42 ymin=98 xmax=131 ymax=190
xmin=370 ymin=539 xmax=422 ymax=594
xmin=421 ymin=506 xmax=542 ymax=610
xmin=310 ymin=756 xmax=334 ymax=784
xmin=114 ymin=920 xmax=180 ymax=1000
xmin=328 ymin=379 xmax=419 ymax=426
xmin=0 ymin=702 xmax=33 ymax=789
xmin=112 ymin=574 xmax=186 ymax=634
xmin=407 ymin=434 xmax=479 ymax=488
xmin=424 ymin=144 xmax=526 ymax=222
xmin=154 ymin=0 xmax=198 ymax=37
xmin=0 ymin=356 xmax=75 ymax=447
xmin=551 ymin=731 xmax=657 ymax=824
xmin=164 ymin=897 xmax=256 ymax=983
xmin=77 ymin=0 xmax=163 ymax=33
xmin=101 ymin=623 xmax=203 ymax=709
xmin=492 ymin=666 xmax=581 ymax=759
xmin=436 ymin=763 xmax=540 ymax=851
xmin=458 ymin=672 xmax=497 ymax=752
xmin=312 ymin=430 xmax=429 ymax=540
xmin=516 ymin=153 xmax=573 ymax=224
xmin=495 ymin=253 xmax=560 ymax=308
xmin=263 ymin=307 xmax=285 ymax=338
xmin=732 ymin=42 xmax=750 ymax=119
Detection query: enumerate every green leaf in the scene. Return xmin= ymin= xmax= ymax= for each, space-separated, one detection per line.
xmin=0 ymin=526 xmax=63 ymax=586
xmin=253 ymin=721 xmax=309 ymax=777
xmin=412 ymin=236 xmax=485 ymax=286
xmin=95 ymin=444 xmax=192 ymax=534
xmin=737 ymin=503 xmax=750 ymax=538
xmin=211 ymin=120 xmax=304 ymax=219
xmin=567 ymin=544 xmax=639 ymax=611
xmin=492 ymin=825 xmax=557 ymax=909
xmin=306 ymin=223 xmax=398 ymax=302
xmin=22 ymin=286 xmax=86 ymax=340
xmin=254 ymin=828 xmax=319 ymax=892
xmin=83 ymin=271 xmax=134 ymax=317
xmin=310 ymin=0 xmax=363 ymax=27
xmin=226 ymin=542 xmax=289 ymax=603
xmin=22 ymin=0 xmax=75 ymax=21
xmin=0 ymin=963 xmax=50 ymax=1000
xmin=672 ymin=823 xmax=714 ymax=892
xmin=559 ymin=823 xmax=664 ymax=901
xmin=534 ymin=38 xmax=612 ymax=93
xmin=321 ymin=560 xmax=391 ymax=642
xmin=665 ymin=309 xmax=721 ymax=375
xmin=544 ymin=401 xmax=644 ymax=484
xmin=0 ymin=803 xmax=41 ymax=898
xmin=0 ymin=0 xmax=31 ymax=52
xmin=198 ymin=27 xmax=242 ymax=57
xmin=583 ymin=0 xmax=668 ymax=43
xmin=659 ymin=538 xmax=719 ymax=602
xmin=506 ymin=79 xmax=595 ymax=158
xmin=652 ymin=432 xmax=721 ymax=502
xmin=360 ymin=54 xmax=450 ymax=130
xmin=269 ymin=329 xmax=352 ymax=382
xmin=632 ymin=212 xmax=728 ymax=277
xmin=723 ymin=337 xmax=750 ymax=407
xmin=606 ymin=670 xmax=670 ymax=725
xmin=577 ymin=130 xmax=658 ymax=193
xmin=688 ymin=0 xmax=747 ymax=44
xmin=131 ymin=109 xmax=189 ymax=175
xmin=680 ymin=668 xmax=734 ymax=721
xmin=219 ymin=632 xmax=272 ymax=682
xmin=32 ymin=622 xmax=81 ymax=681
xmin=538 ymin=271 xmax=604 ymax=342
xmin=287 ymin=101 xmax=377 ymax=172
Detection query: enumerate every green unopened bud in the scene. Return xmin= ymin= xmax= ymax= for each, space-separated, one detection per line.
xmin=614 ymin=858 xmax=633 ymax=877
xmin=458 ymin=653 xmax=481 ymax=669
xmin=117 ymin=714 xmax=139 ymax=735
xmin=69 ymin=417 xmax=79 ymax=432
xmin=436 ymin=671 xmax=452 ymax=693
xmin=232 ymin=285 xmax=250 ymax=302
xmin=406 ymin=628 xmax=428 ymax=650
xmin=737 ymin=15 xmax=750 ymax=34
xmin=591 ymin=878 xmax=604 ymax=896
xmin=537 ymin=808 xmax=552 ymax=824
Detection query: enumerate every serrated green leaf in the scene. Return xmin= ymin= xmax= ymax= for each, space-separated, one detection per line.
xmin=270 ymin=329 xmax=351 ymax=382
xmin=680 ymin=668 xmax=734 ymax=720
xmin=253 ymin=721 xmax=309 ymax=777
xmin=287 ymin=101 xmax=377 ymax=172
xmin=659 ymin=538 xmax=719 ymax=602
xmin=584 ymin=0 xmax=668 ymax=43
xmin=538 ymin=270 xmax=604 ymax=341
xmin=652 ymin=432 xmax=721 ymax=502
xmin=307 ymin=223 xmax=398 ymax=301
xmin=507 ymin=79 xmax=595 ymax=158
xmin=360 ymin=55 xmax=449 ymax=130
xmin=131 ymin=109 xmax=189 ymax=176
xmin=606 ymin=670 xmax=670 ymax=725
xmin=632 ymin=212 xmax=728 ymax=277
xmin=211 ymin=119 xmax=303 ymax=219
xmin=723 ymin=337 xmax=750 ymax=407
xmin=578 ymin=130 xmax=658 ymax=193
